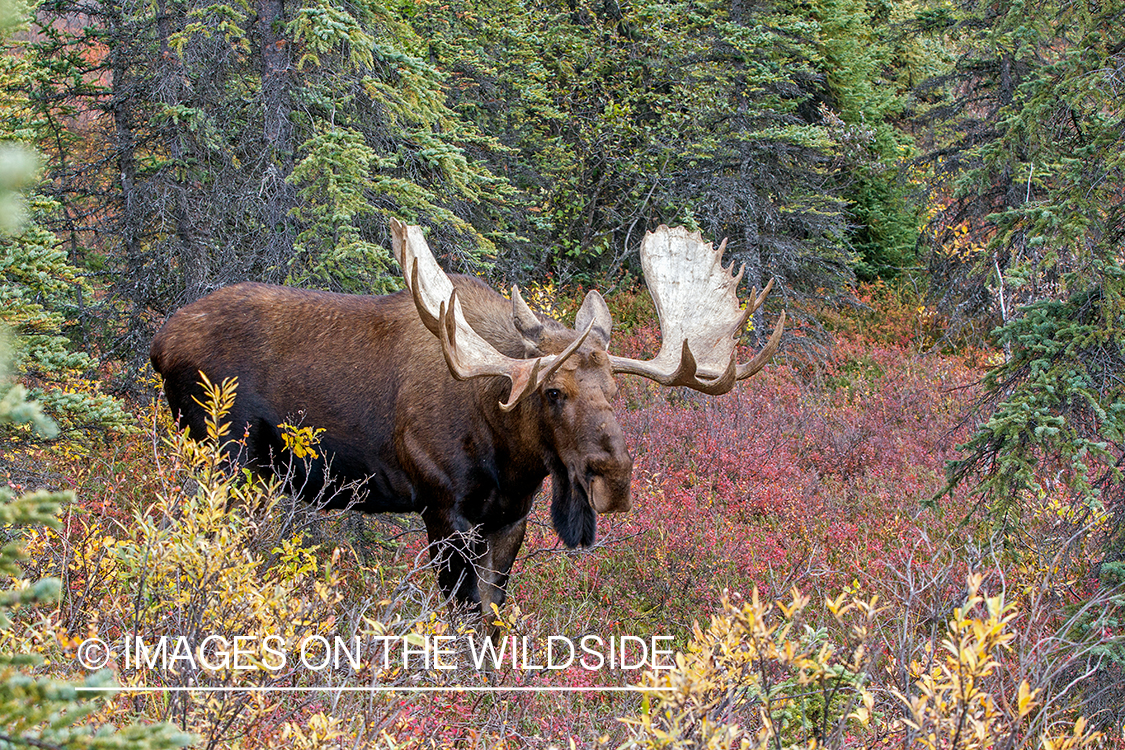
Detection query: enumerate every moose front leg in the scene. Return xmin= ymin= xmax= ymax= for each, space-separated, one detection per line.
xmin=422 ymin=511 xmax=485 ymax=608
xmin=477 ymin=518 xmax=528 ymax=629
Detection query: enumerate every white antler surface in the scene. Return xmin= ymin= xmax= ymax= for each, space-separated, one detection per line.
xmin=609 ymin=225 xmax=784 ymax=394
xmin=390 ymin=219 xmax=591 ymax=411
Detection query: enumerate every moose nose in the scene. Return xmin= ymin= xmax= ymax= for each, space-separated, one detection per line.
xmin=588 ymin=472 xmax=632 ymax=514
xmin=586 ymin=441 xmax=633 ymax=514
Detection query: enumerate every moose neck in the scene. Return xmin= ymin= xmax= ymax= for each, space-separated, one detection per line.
xmin=475 ymin=375 xmax=553 ymax=490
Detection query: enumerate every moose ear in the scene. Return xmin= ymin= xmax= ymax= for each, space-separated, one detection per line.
xmin=575 ymin=290 xmax=612 ymax=348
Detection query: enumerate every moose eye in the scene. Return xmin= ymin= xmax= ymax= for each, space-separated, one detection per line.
xmin=545 ymin=388 xmax=563 ymax=403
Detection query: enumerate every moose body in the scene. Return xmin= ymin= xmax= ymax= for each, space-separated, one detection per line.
xmin=151 ymin=220 xmax=783 ymax=617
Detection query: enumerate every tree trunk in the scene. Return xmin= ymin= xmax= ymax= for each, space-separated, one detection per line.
xmin=156 ymin=0 xmax=207 ymax=300
xmin=107 ymin=4 xmax=144 ymax=306
xmin=258 ymin=0 xmax=296 ymax=268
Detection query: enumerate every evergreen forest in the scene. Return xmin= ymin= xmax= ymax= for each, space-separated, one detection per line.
xmin=1 ymin=0 xmax=1124 ymax=745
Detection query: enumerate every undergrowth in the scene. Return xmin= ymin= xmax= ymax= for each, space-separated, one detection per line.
xmin=3 ymin=284 xmax=1122 ymax=746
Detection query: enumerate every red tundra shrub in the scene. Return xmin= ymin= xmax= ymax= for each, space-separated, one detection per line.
xmin=515 ymin=304 xmax=982 ymax=633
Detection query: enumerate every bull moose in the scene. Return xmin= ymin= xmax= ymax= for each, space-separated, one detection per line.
xmin=150 ymin=220 xmax=784 ymax=618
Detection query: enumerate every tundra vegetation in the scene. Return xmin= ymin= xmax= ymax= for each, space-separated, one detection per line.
xmin=1 ymin=0 xmax=1123 ymax=746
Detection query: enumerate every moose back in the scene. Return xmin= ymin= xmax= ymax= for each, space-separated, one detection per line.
xmin=150 ymin=220 xmax=784 ymax=618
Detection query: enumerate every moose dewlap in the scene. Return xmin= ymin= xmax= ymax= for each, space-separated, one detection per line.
xmin=150 ymin=221 xmax=784 ymax=619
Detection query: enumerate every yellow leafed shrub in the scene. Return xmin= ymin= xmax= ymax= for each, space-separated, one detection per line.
xmin=621 ymin=588 xmax=877 ymax=748
xmin=621 ymin=574 xmax=1107 ymax=750
xmin=89 ymin=375 xmax=350 ymax=743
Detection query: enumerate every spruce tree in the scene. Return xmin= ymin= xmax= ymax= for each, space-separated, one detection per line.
xmin=799 ymin=0 xmax=926 ymax=280
xmin=926 ymin=0 xmax=1125 ymax=540
xmin=0 ymin=21 xmax=131 ymax=438
xmin=420 ymin=0 xmax=855 ymax=342
xmin=23 ymin=0 xmax=517 ymax=356
xmin=0 ymin=5 xmax=190 ymax=745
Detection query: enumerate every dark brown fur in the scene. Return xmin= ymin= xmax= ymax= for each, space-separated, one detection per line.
xmin=150 ymin=278 xmax=632 ymax=614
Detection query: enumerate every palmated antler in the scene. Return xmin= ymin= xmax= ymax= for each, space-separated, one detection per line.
xmin=608 ymin=225 xmax=785 ymax=395
xmin=390 ymin=219 xmax=591 ymax=411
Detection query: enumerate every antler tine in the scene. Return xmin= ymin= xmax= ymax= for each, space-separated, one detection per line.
xmin=437 ymin=291 xmax=482 ymax=382
xmin=498 ymin=320 xmax=593 ymax=411
xmin=608 ymin=225 xmax=783 ymax=394
xmin=394 ymin=220 xmax=597 ymax=410
xmin=390 ymin=217 xmax=406 ymax=265
xmin=737 ymin=311 xmax=785 ymax=379
xmin=731 ymin=262 xmax=745 ymax=288
xmin=436 ymin=287 xmax=594 ymax=412
xmin=725 ymin=276 xmax=773 ymax=340
xmin=409 ymin=259 xmax=439 ymax=334
xmin=674 ymin=339 xmax=738 ymax=395
xmin=748 ymin=277 xmax=775 ymax=316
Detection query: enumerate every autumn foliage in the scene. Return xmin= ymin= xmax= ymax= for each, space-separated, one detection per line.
xmin=1 ymin=284 xmax=1119 ymax=747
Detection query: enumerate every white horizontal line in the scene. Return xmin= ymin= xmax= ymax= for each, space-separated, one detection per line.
xmin=76 ymin=685 xmax=661 ymax=693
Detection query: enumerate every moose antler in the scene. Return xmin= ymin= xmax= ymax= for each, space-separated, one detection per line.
xmin=390 ymin=219 xmax=591 ymax=411
xmin=608 ymin=225 xmax=785 ymax=395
